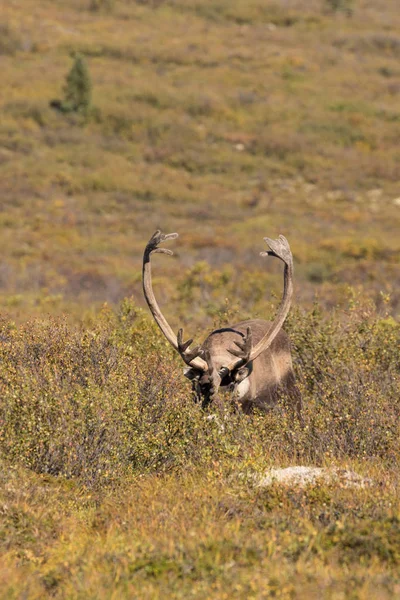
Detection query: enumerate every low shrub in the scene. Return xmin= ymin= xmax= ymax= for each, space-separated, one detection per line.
xmin=0 ymin=297 xmax=398 ymax=489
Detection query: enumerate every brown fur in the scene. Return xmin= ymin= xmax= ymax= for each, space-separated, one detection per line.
xmin=188 ymin=319 xmax=302 ymax=422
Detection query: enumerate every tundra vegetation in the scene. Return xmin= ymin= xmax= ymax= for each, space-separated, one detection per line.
xmin=0 ymin=0 xmax=399 ymax=598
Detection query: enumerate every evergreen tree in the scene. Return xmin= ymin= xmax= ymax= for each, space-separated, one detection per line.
xmin=62 ymin=54 xmax=92 ymax=115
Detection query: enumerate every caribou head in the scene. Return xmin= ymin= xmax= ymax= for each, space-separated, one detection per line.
xmin=143 ymin=230 xmax=302 ymax=421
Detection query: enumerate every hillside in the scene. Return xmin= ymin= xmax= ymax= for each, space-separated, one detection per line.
xmin=1 ymin=0 xmax=399 ymax=325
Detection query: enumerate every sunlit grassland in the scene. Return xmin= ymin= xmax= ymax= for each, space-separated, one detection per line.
xmin=1 ymin=459 xmax=399 ymax=599
xmin=0 ymin=0 xmax=399 ymax=324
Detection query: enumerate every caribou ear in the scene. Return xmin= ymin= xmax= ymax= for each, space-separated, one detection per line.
xmin=183 ymin=367 xmax=200 ymax=381
xmin=235 ymin=366 xmax=250 ymax=383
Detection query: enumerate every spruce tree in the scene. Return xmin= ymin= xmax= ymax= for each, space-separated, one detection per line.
xmin=62 ymin=54 xmax=92 ymax=115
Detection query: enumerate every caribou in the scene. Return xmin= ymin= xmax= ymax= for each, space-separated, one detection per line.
xmin=142 ymin=230 xmax=303 ymax=422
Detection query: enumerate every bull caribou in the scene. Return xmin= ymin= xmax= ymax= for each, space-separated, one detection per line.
xmin=143 ymin=230 xmax=302 ymax=422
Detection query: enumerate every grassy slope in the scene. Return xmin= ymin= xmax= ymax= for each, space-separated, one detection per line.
xmin=1 ymin=459 xmax=399 ymax=599
xmin=1 ymin=1 xmax=400 ymax=598
xmin=0 ymin=0 xmax=399 ymax=325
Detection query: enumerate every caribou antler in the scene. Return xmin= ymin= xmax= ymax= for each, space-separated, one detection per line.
xmin=143 ymin=230 xmax=208 ymax=372
xmin=227 ymin=326 xmax=252 ymax=367
xmin=225 ymin=235 xmax=293 ymax=372
xmin=177 ymin=328 xmax=205 ymax=367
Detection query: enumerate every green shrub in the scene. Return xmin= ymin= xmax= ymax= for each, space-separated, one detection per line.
xmin=56 ymin=54 xmax=93 ymax=116
xmin=0 ymin=298 xmax=399 ymax=489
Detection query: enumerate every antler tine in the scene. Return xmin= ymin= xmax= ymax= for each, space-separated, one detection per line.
xmin=177 ymin=328 xmax=204 ymax=367
xmin=260 ymin=235 xmax=292 ymax=267
xmin=177 ymin=328 xmax=193 ymax=353
xmin=145 ymin=230 xmax=179 ymax=257
xmin=227 ymin=327 xmax=252 ymax=361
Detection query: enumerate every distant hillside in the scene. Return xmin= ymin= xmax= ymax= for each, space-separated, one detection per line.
xmin=0 ymin=0 xmax=399 ymax=324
